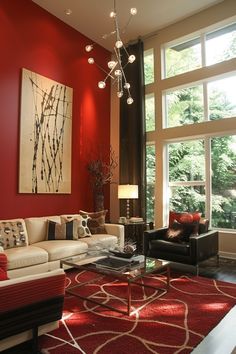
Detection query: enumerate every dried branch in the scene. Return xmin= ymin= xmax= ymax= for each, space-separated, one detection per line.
xmin=87 ymin=146 xmax=118 ymax=190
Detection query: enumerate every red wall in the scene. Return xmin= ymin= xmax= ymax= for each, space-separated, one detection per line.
xmin=0 ymin=0 xmax=111 ymax=219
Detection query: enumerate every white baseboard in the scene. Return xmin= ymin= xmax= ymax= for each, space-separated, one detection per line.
xmin=219 ymin=251 xmax=236 ymax=260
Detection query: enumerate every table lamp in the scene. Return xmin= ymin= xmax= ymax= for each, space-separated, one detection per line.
xmin=118 ymin=184 xmax=138 ymax=220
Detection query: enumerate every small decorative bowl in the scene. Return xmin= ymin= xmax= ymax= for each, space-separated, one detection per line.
xmin=109 ymin=250 xmax=134 ymax=258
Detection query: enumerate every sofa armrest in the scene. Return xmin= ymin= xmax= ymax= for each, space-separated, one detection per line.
xmin=189 ymin=230 xmax=219 ymax=262
xmin=0 ymin=269 xmax=66 ymax=311
xmin=0 ymin=269 xmax=66 ymax=342
xmin=105 ymin=223 xmax=125 ymax=248
xmin=143 ymin=228 xmax=168 ymax=255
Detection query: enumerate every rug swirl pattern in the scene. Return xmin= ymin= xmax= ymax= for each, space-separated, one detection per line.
xmin=39 ymin=269 xmax=236 ymax=353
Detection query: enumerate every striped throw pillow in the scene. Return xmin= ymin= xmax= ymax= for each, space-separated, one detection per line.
xmin=46 ymin=220 xmax=78 ymax=240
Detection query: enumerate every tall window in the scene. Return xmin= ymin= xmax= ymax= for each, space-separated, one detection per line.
xmin=165 ymin=37 xmax=201 ymax=78
xmin=144 ymin=49 xmax=154 ymax=85
xmin=165 ymin=85 xmax=204 ymax=127
xmin=144 ymin=49 xmax=155 ymax=221
xmin=146 ymin=144 xmax=155 ymax=223
xmin=164 ymin=22 xmax=236 ymax=79
xmin=145 ymin=93 xmax=155 ymax=131
xmin=208 ymin=76 xmax=236 ymax=120
xmin=144 ymin=17 xmax=236 ymax=230
xmin=168 ymin=137 xmax=236 ymax=229
xmin=164 ymin=75 xmax=236 ymax=128
xmin=206 ymin=23 xmax=236 ymax=66
xmin=211 ymin=135 xmax=236 ymax=229
xmin=168 ymin=140 xmax=205 ymax=214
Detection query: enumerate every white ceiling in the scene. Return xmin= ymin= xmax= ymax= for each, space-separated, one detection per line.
xmin=32 ymin=0 xmax=223 ymax=51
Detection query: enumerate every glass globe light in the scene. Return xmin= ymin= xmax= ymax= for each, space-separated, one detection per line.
xmin=117 ymin=91 xmax=123 ymax=98
xmin=98 ymin=81 xmax=106 ymax=89
xmin=85 ymin=44 xmax=93 ymax=52
xmin=130 ymin=8 xmax=137 ymax=15
xmin=66 ymin=9 xmax=72 ymax=15
xmin=110 ymin=11 xmax=116 ymax=18
xmin=127 ymin=97 xmax=134 ymax=105
xmin=124 ymin=83 xmax=130 ymax=89
xmin=115 ymin=40 xmax=123 ymax=49
xmin=88 ymin=57 xmax=94 ymax=64
xmin=128 ymin=55 xmax=136 ymax=63
xmin=108 ymin=61 xmax=116 ymax=69
xmin=114 ymin=70 xmax=121 ymax=76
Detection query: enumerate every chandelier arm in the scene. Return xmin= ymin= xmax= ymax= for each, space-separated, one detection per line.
xmin=102 ymin=30 xmax=116 ymax=40
xmin=94 ymin=62 xmax=115 ymax=79
xmin=122 ymin=45 xmax=130 ymax=58
xmin=120 ymin=15 xmax=134 ymax=34
xmin=85 ymin=0 xmax=136 ymax=104
xmin=114 ymin=47 xmax=128 ymax=85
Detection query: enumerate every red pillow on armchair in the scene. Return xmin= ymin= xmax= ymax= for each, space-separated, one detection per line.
xmin=0 ymin=253 xmax=9 ymax=280
xmin=169 ymin=211 xmax=202 ymax=227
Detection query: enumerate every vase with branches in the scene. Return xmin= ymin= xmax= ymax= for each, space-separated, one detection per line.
xmin=87 ymin=146 xmax=118 ymax=211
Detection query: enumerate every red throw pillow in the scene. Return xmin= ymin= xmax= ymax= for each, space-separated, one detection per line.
xmin=169 ymin=211 xmax=202 ymax=227
xmin=0 ymin=253 xmax=9 ymax=280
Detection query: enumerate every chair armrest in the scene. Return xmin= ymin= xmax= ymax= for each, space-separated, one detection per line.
xmin=189 ymin=230 xmax=219 ymax=261
xmin=105 ymin=223 xmax=125 ymax=248
xmin=143 ymin=227 xmax=168 ymax=255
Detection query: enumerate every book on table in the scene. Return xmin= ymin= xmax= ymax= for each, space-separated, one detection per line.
xmin=109 ymin=254 xmax=145 ymax=264
xmin=93 ymin=257 xmax=139 ymax=271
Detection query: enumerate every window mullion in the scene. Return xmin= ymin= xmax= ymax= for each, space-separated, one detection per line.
xmin=201 ymin=33 xmax=206 ymax=67
xmin=205 ymin=137 xmax=211 ymax=224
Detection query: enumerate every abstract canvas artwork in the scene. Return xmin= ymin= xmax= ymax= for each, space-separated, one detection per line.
xmin=19 ymin=68 xmax=73 ymax=194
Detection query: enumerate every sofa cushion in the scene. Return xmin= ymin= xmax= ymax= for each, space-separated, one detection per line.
xmin=80 ymin=210 xmax=108 ymax=234
xmin=0 ymin=219 xmax=28 ymax=250
xmin=46 ymin=220 xmax=79 ymax=240
xmin=4 ymin=245 xmax=48 ymax=270
xmin=60 ymin=214 xmax=92 ymax=238
xmin=25 ymin=216 xmax=60 ymax=244
xmin=33 ymin=240 xmax=88 ymax=262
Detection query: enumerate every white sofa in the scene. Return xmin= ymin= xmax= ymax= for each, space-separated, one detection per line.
xmin=1 ymin=214 xmax=124 ymax=279
xmin=0 ymin=214 xmax=124 ymax=351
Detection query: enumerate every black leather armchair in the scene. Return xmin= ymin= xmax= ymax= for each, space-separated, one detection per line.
xmin=143 ymin=227 xmax=219 ymax=274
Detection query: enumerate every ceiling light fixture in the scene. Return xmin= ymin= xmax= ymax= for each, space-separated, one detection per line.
xmin=85 ymin=0 xmax=137 ymax=105
xmin=65 ymin=8 xmax=72 ymax=16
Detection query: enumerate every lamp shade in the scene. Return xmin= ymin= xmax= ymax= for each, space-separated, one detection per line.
xmin=118 ymin=184 xmax=138 ymax=199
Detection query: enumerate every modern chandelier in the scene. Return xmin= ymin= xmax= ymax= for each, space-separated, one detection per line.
xmin=85 ymin=0 xmax=137 ymax=105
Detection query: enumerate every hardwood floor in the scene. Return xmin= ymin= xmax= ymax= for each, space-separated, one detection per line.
xmin=198 ymin=256 xmax=236 ymax=284
xmin=1 ymin=256 xmax=236 ymax=354
xmin=189 ymin=257 xmax=236 ymax=354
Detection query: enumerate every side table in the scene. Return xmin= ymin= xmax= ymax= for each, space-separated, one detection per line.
xmin=118 ymin=221 xmax=146 ymax=253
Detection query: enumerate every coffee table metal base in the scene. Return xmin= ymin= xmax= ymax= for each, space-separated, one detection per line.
xmin=65 ymin=266 xmax=170 ymax=316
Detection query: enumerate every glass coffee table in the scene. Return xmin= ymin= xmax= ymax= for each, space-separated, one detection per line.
xmin=61 ymin=251 xmax=170 ymax=316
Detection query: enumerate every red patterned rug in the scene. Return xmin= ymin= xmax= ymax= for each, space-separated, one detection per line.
xmin=39 ymin=269 xmax=236 ymax=354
